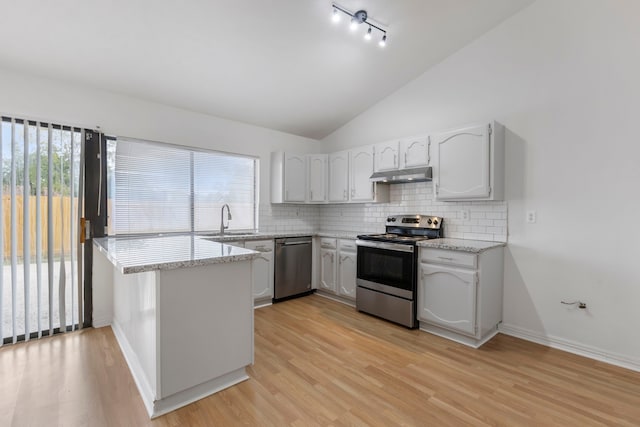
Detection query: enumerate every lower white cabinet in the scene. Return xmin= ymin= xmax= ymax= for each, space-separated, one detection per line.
xmin=419 ymin=265 xmax=477 ymax=336
xmin=316 ymin=238 xmax=357 ymax=302
xmin=244 ymin=240 xmax=274 ymax=305
xmin=337 ymin=240 xmax=357 ymax=299
xmin=418 ymin=246 xmax=503 ymax=347
xmin=319 ymin=239 xmax=337 ymax=293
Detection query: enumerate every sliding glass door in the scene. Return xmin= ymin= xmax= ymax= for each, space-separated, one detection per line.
xmin=1 ymin=117 xmax=83 ymax=344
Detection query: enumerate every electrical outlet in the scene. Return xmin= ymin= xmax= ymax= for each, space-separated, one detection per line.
xmin=526 ymin=210 xmax=537 ymax=223
xmin=461 ymin=209 xmax=470 ymax=221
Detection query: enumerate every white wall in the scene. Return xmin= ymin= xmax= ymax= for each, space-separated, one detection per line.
xmin=0 ymin=67 xmax=320 ymax=207
xmin=323 ymin=0 xmax=640 ymax=367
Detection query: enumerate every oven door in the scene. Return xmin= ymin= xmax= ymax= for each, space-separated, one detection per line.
xmin=356 ymin=240 xmax=416 ymax=300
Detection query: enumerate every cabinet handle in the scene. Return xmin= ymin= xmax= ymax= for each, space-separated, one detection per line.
xmin=310 ymin=190 xmax=313 ymax=200
xmin=343 ymin=189 xmax=347 ymax=200
xmin=404 ymin=152 xmax=407 ymax=166
xmin=438 ymin=256 xmax=454 ymax=261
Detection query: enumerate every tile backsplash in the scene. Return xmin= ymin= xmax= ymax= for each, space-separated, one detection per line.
xmin=260 ymin=182 xmax=507 ymax=242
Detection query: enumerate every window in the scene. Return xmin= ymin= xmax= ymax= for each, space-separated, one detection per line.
xmin=108 ymin=138 xmax=258 ymax=235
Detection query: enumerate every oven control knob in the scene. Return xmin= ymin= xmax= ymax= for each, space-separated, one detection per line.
xmin=427 ymin=218 xmax=432 ymax=225
xmin=388 ymin=217 xmax=396 ymax=222
xmin=433 ymin=219 xmax=439 ymax=226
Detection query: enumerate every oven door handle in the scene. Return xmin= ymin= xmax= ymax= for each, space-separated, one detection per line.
xmin=355 ymin=240 xmax=414 ymax=253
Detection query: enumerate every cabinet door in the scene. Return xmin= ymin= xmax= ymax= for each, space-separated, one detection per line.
xmin=328 ymin=151 xmax=349 ymax=202
xmin=319 ymin=248 xmax=337 ymax=293
xmin=400 ymin=137 xmax=430 ymax=169
xmin=418 ymin=263 xmax=477 ymax=336
xmin=433 ymin=124 xmax=490 ymax=200
xmin=245 ymin=241 xmax=274 ymax=301
xmin=307 ymin=154 xmax=327 ymax=203
xmin=337 ymin=251 xmax=356 ymax=299
xmin=350 ymin=147 xmax=375 ymax=202
xmin=374 ymin=141 xmax=400 ymax=172
xmin=284 ymin=153 xmax=307 ymax=202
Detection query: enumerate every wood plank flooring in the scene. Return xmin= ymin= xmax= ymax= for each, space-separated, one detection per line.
xmin=2 ymin=295 xmax=639 ymax=426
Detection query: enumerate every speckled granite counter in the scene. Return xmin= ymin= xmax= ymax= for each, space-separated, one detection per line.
xmin=417 ymin=238 xmax=506 ymax=253
xmin=94 ymin=235 xmax=260 ymax=274
xmin=315 ymin=231 xmax=360 ymax=240
xmin=199 ymin=231 xmax=314 ymax=242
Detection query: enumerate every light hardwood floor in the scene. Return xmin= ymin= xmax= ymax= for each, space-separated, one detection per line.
xmin=1 ymin=295 xmax=639 ymax=426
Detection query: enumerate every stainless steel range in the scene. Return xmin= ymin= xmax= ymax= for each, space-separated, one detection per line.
xmin=356 ymin=214 xmax=443 ymax=328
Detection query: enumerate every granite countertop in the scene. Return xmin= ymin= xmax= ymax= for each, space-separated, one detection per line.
xmin=417 ymin=238 xmax=506 ymax=253
xmin=94 ymin=235 xmax=260 ymax=274
xmin=201 ymin=231 xmax=314 ymax=242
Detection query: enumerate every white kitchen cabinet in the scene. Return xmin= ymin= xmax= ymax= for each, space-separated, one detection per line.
xmin=270 ymin=152 xmax=307 ymax=203
xmin=328 ymin=151 xmax=349 ymax=202
xmin=244 ymin=240 xmax=274 ymax=305
xmin=337 ymin=239 xmax=357 ymax=300
xmin=400 ymin=136 xmax=430 ymax=169
xmin=419 ymin=264 xmax=477 ymax=336
xmin=418 ymin=246 xmax=504 ymax=348
xmin=374 ymin=141 xmax=400 ymax=172
xmin=432 ymin=122 xmax=504 ymax=201
xmin=307 ymin=154 xmax=327 ymax=203
xmin=350 ymin=146 xmax=377 ymax=202
xmin=318 ymin=238 xmax=337 ymax=293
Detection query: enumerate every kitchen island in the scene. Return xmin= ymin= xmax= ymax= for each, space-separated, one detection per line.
xmin=93 ymin=235 xmax=260 ymax=418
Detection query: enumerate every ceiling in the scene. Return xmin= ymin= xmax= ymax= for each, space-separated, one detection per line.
xmin=0 ymin=1 xmax=534 ymax=139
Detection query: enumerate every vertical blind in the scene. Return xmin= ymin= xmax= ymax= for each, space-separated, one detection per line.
xmin=110 ymin=138 xmax=257 ymax=235
xmin=0 ymin=117 xmax=83 ymax=345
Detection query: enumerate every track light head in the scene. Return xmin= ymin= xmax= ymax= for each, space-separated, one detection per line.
xmin=379 ymin=34 xmax=387 ymax=47
xmin=364 ymin=27 xmax=372 ymax=41
xmin=332 ymin=7 xmax=340 ymax=23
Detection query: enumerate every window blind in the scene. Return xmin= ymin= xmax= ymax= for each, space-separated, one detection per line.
xmin=1 ymin=117 xmax=83 ymax=345
xmin=111 ymin=138 xmax=257 ymax=235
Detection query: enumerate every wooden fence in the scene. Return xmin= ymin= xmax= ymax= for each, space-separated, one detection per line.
xmin=2 ymin=195 xmax=78 ymax=259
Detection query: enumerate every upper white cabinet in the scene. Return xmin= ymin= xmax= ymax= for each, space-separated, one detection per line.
xmin=432 ymin=122 xmax=504 ymax=201
xmin=350 ymin=146 xmax=377 ymax=202
xmin=328 ymin=151 xmax=349 ymax=202
xmin=271 ymin=152 xmax=307 ymax=203
xmin=374 ymin=141 xmax=400 ymax=172
xmin=307 ymin=154 xmax=327 ymax=203
xmin=400 ymin=136 xmax=430 ymax=169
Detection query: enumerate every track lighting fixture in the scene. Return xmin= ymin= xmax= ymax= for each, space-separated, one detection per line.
xmin=331 ymin=3 xmax=388 ymax=47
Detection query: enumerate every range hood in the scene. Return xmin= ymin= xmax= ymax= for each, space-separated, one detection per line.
xmin=370 ymin=166 xmax=433 ymax=184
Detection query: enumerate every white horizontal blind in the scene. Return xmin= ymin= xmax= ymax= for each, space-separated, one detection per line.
xmin=111 ymin=138 xmax=257 ymax=235
xmin=113 ymin=139 xmax=191 ymax=234
xmin=1 ymin=117 xmax=83 ymax=345
xmin=193 ymin=152 xmax=256 ymax=231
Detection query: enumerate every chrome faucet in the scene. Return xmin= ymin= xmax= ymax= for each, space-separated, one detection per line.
xmin=220 ymin=204 xmax=232 ymax=235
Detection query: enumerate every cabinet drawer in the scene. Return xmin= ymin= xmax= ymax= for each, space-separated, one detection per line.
xmin=338 ymin=239 xmax=356 ymax=252
xmin=320 ymin=238 xmax=337 ymax=249
xmin=420 ymin=248 xmax=477 ymax=269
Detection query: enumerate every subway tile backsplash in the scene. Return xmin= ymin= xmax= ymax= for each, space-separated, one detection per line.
xmin=260 ymin=182 xmax=507 ymax=242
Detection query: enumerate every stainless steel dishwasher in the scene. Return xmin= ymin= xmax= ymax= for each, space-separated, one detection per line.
xmin=273 ymin=236 xmax=313 ymax=302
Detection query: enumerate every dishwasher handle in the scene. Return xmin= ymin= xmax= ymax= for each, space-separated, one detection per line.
xmin=278 ymin=240 xmax=312 ymax=246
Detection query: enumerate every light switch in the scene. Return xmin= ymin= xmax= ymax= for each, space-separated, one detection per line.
xmin=526 ymin=211 xmax=537 ymax=223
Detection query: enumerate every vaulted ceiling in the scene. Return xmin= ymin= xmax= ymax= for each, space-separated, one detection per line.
xmin=0 ymin=0 xmax=535 ymax=139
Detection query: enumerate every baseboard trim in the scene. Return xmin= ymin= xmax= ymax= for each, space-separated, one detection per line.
xmin=110 ymin=321 xmax=156 ymax=417
xmin=315 ymin=291 xmax=356 ymax=307
xmin=499 ymin=323 xmax=640 ymax=373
